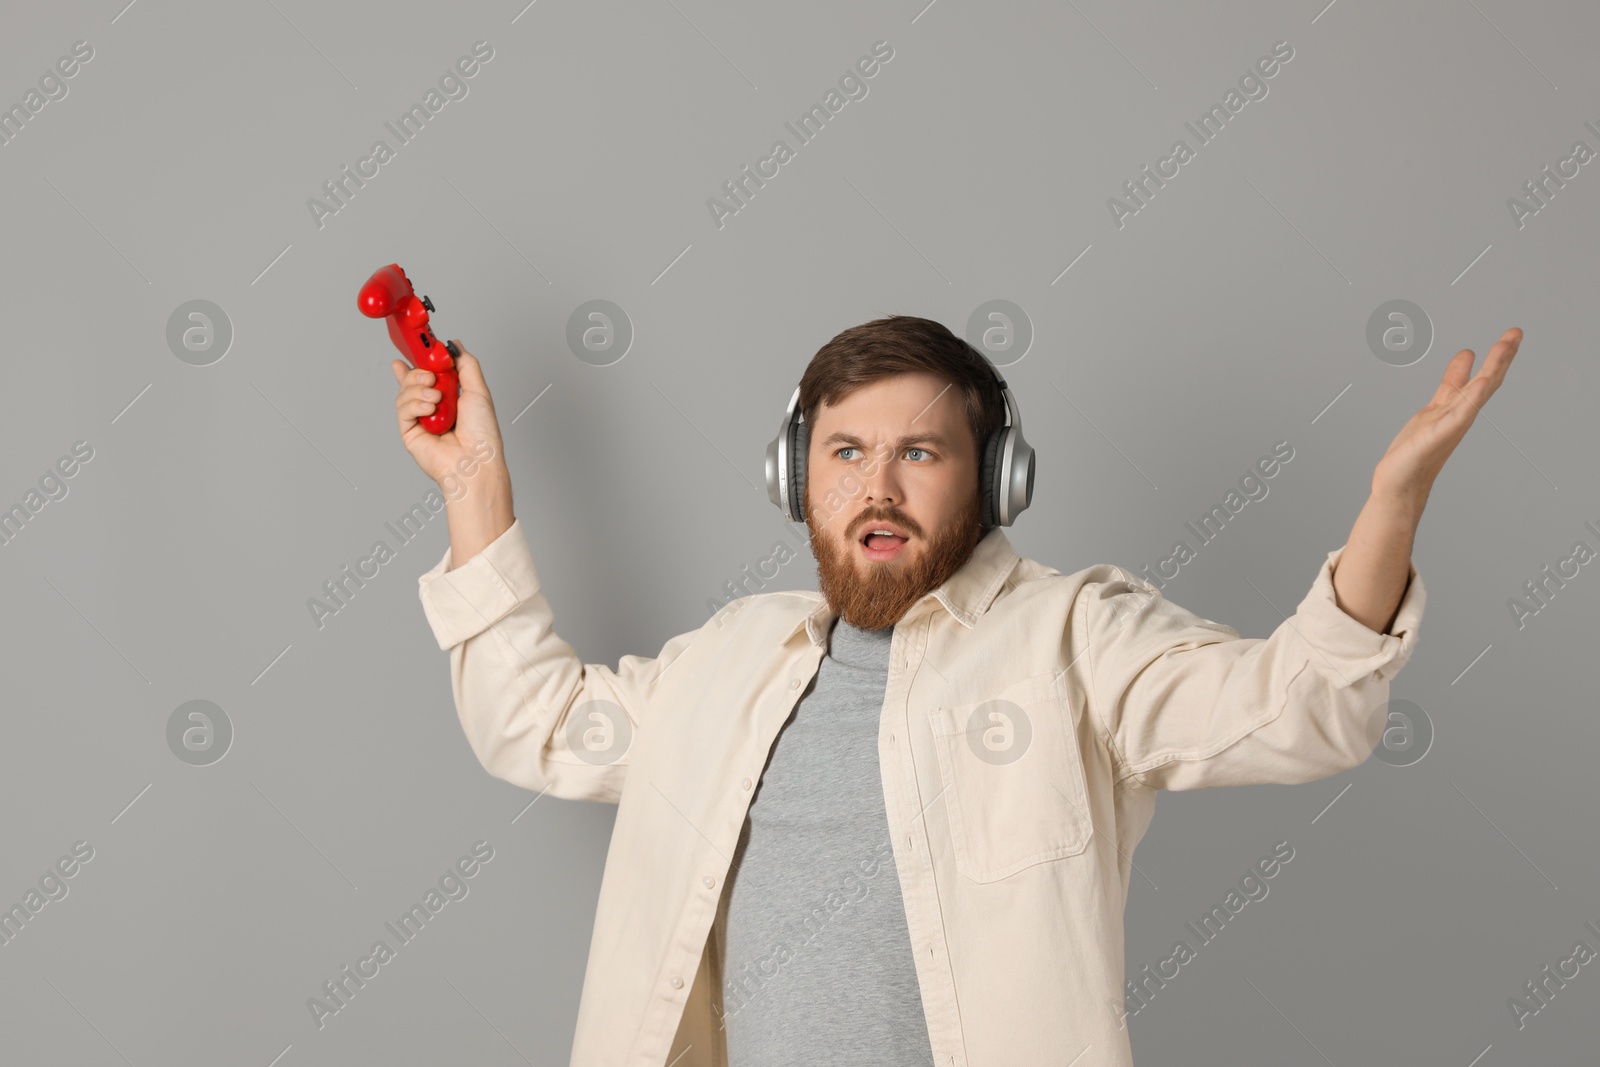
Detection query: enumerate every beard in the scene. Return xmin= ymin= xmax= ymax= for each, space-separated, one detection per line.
xmin=806 ymin=487 xmax=984 ymax=632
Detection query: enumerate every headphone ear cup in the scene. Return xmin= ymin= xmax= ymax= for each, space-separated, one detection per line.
xmin=979 ymin=429 xmax=1005 ymax=528
xmin=789 ymin=418 xmax=809 ymax=522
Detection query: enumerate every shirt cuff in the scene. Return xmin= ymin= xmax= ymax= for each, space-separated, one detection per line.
xmin=1290 ymin=544 xmax=1426 ymax=685
xmin=416 ymin=518 xmax=541 ymax=650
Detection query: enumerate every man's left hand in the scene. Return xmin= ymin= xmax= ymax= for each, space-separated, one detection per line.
xmin=1370 ymin=326 xmax=1523 ymax=513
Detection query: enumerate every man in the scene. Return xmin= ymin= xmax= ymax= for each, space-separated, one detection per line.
xmin=391 ymin=316 xmax=1519 ymax=1067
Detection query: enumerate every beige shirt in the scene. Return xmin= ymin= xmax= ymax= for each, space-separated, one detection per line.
xmin=417 ymin=520 xmax=1424 ymax=1067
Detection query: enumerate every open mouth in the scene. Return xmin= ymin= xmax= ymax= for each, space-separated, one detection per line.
xmin=859 ymin=523 xmax=910 ymax=560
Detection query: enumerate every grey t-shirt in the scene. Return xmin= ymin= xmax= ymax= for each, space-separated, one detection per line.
xmin=713 ymin=616 xmax=935 ymax=1066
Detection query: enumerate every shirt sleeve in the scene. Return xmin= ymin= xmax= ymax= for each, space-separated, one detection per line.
xmin=417 ymin=518 xmax=706 ymax=804
xmin=1082 ymin=544 xmax=1426 ymax=792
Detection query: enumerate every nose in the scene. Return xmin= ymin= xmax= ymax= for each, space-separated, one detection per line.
xmin=861 ymin=444 xmax=903 ymax=507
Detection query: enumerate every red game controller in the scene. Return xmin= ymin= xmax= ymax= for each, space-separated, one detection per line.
xmin=358 ymin=263 xmax=460 ymax=435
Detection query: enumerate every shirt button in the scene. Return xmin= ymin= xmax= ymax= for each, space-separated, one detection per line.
xmin=669 ymin=975 xmax=683 ymax=989
xmin=702 ymin=875 xmax=715 ymax=889
xmin=889 ymin=734 xmax=896 ymax=744
xmin=741 ymin=777 xmax=752 ymax=791
xmin=790 ymin=678 xmax=801 ymax=689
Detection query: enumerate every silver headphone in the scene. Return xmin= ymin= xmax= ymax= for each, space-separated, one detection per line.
xmin=764 ymin=371 xmax=1035 ymax=528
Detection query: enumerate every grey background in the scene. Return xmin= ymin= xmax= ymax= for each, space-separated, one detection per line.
xmin=1 ymin=0 xmax=1595 ymax=1064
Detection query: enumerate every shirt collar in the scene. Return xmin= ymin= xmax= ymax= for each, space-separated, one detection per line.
xmin=785 ymin=525 xmax=1022 ymax=646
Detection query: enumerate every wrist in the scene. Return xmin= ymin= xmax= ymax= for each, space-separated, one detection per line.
xmin=446 ymin=489 xmax=514 ymax=530
xmin=443 ymin=462 xmax=512 ymax=511
xmin=443 ymin=471 xmax=515 ymax=568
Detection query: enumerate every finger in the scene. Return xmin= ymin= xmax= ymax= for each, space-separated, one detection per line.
xmin=396 ymin=388 xmax=419 ymax=433
xmin=1458 ymin=328 xmax=1522 ymax=407
xmin=1432 ymin=349 xmax=1475 ymax=406
xmin=400 ymin=382 xmax=444 ymax=403
xmin=1477 ymin=327 xmax=1522 ymax=387
xmin=400 ymin=397 xmax=438 ymax=419
xmin=398 ymin=383 xmax=441 ymax=406
xmin=391 ymin=359 xmax=409 ymax=386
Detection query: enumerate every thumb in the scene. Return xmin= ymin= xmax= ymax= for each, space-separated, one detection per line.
xmin=453 ymin=342 xmax=488 ymax=396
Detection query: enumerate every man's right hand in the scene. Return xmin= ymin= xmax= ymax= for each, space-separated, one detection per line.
xmin=391 ymin=341 xmax=508 ymax=486
xmin=392 ymin=341 xmax=516 ymax=567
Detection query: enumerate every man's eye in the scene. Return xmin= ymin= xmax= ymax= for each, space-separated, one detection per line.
xmin=836 ymin=446 xmax=931 ymax=461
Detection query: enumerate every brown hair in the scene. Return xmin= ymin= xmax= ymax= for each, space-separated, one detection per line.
xmin=797 ymin=314 xmax=1006 ymax=463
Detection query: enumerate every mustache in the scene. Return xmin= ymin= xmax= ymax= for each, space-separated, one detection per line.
xmin=849 ymin=509 xmax=920 ymax=538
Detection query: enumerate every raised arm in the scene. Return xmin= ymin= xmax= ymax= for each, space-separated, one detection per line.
xmin=1331 ymin=326 xmax=1522 ymax=633
xmin=393 ymin=342 xmax=701 ymax=803
xmin=1083 ymin=327 xmax=1521 ymax=791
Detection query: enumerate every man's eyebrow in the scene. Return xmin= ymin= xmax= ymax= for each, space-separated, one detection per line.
xmin=819 ymin=431 xmax=952 ymax=450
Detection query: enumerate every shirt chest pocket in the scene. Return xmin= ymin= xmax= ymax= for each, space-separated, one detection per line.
xmin=926 ymin=670 xmax=1093 ymax=883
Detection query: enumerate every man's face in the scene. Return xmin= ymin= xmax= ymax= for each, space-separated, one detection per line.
xmin=803 ymin=371 xmax=985 ymax=632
